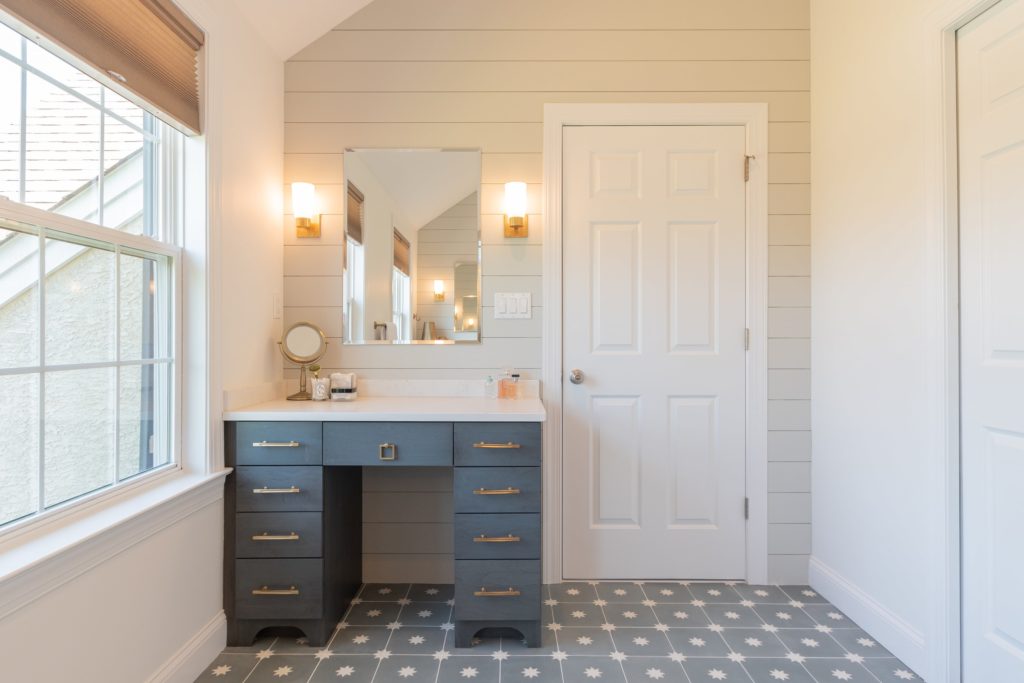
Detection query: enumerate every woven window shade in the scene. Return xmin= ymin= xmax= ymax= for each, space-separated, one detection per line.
xmin=394 ymin=229 xmax=410 ymax=276
xmin=1 ymin=0 xmax=204 ymax=133
xmin=347 ymin=183 xmax=364 ymax=245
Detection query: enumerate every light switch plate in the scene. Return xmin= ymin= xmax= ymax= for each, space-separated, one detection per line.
xmin=494 ymin=292 xmax=532 ymax=319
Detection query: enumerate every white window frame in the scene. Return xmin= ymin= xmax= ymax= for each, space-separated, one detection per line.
xmin=0 ymin=198 xmax=183 ymax=537
xmin=392 ymin=266 xmax=410 ymax=341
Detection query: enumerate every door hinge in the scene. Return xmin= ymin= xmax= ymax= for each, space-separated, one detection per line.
xmin=744 ymin=327 xmax=750 ymax=351
xmin=744 ymin=155 xmax=755 ymax=182
xmin=744 ymin=497 xmax=749 ymax=520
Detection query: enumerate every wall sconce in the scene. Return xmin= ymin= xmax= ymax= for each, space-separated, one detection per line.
xmin=503 ymin=181 xmax=528 ymax=238
xmin=433 ymin=279 xmax=445 ymax=301
xmin=291 ymin=182 xmax=320 ymax=238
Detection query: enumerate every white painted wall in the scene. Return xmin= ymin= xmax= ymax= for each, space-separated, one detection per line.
xmin=285 ymin=0 xmax=812 ymax=583
xmin=809 ymin=0 xmax=951 ymax=679
xmin=0 ymin=2 xmax=285 ymax=680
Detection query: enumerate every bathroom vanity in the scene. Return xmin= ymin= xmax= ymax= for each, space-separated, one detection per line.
xmin=222 ymin=397 xmax=545 ymax=648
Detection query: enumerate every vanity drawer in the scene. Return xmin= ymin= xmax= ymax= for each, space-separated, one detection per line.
xmin=454 ymin=513 xmax=540 ymax=560
xmin=454 ymin=467 xmax=541 ymax=513
xmin=235 ymin=512 xmax=322 ymax=559
xmin=323 ymin=422 xmax=453 ymax=466
xmin=235 ymin=466 xmax=323 ymax=512
xmin=235 ymin=558 xmax=323 ymax=619
xmin=454 ymin=560 xmax=541 ymax=621
xmin=454 ymin=423 xmax=541 ymax=467
xmin=234 ymin=422 xmax=322 ymax=466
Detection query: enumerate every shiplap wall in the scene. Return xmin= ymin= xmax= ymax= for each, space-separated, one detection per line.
xmin=283 ymin=0 xmax=811 ymax=583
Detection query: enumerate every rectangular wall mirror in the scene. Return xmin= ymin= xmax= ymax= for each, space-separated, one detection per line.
xmin=342 ymin=148 xmax=481 ymax=345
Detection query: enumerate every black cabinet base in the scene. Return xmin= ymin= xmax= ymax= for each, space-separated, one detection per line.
xmin=228 ymin=618 xmax=334 ymax=648
xmin=454 ymin=620 xmax=542 ymax=648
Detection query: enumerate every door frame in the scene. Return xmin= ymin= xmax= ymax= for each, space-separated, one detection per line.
xmin=541 ymin=103 xmax=770 ymax=585
xmin=924 ymin=1 xmax=1010 ymax=681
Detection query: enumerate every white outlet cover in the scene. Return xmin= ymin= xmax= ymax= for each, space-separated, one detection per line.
xmin=494 ymin=292 xmax=532 ymax=319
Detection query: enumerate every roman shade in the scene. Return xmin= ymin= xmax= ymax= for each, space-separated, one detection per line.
xmin=346 ymin=183 xmax=364 ymax=245
xmin=0 ymin=0 xmax=204 ymax=134
xmin=393 ymin=229 xmax=410 ymax=276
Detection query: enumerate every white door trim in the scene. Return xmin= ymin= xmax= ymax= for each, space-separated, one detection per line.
xmin=923 ymin=2 xmax=1005 ymax=681
xmin=541 ymin=103 xmax=769 ymax=585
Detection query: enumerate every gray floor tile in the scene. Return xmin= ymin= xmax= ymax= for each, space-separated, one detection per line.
xmin=860 ymin=657 xmax=922 ymax=681
xmin=398 ymin=604 xmax=451 ymax=627
xmin=800 ymin=658 xmax=877 ymax=682
xmin=307 ymin=655 xmax=376 ymax=682
xmin=596 ymin=582 xmax=648 ymax=603
xmin=437 ymin=655 xmax=500 ymax=680
xmin=652 ymin=604 xmax=711 ymax=627
xmin=718 ymin=628 xmax=790 ymax=657
xmin=741 ymin=658 xmax=816 ymax=683
xmin=501 ymin=656 xmax=564 ymax=681
xmin=604 ymin=603 xmax=661 ymax=628
xmin=193 ymin=654 xmax=258 ymax=682
xmin=407 ymin=583 xmax=454 ymax=602
xmin=223 ymin=634 xmax=276 ymax=654
xmin=774 ymin=629 xmax=848 ymax=658
xmin=373 ymin=655 xmax=440 ymax=682
xmin=553 ymin=602 xmax=608 ymax=627
xmin=663 ymin=628 xmax=731 ymax=657
xmin=385 ymin=627 xmax=448 ymax=654
xmin=619 ymin=656 xmax=688 ymax=682
xmin=245 ymin=655 xmax=320 ymax=682
xmin=828 ymin=628 xmax=895 ymax=658
xmin=555 ymin=627 xmax=617 ymax=654
xmin=562 ymin=656 xmax=628 ymax=683
xmin=330 ymin=627 xmax=392 ymax=654
xmin=680 ymin=657 xmax=753 ymax=682
xmin=752 ymin=605 xmax=817 ymax=629
xmin=800 ymin=604 xmax=855 ymax=628
xmin=641 ymin=583 xmax=694 ymax=604
xmin=780 ymin=586 xmax=828 ymax=604
xmin=550 ymin=582 xmax=600 ymax=602
xmin=732 ymin=585 xmax=792 ymax=605
xmin=612 ymin=631 xmax=676 ymax=657
xmin=687 ymin=583 xmax=744 ymax=604
xmin=358 ymin=584 xmax=410 ymax=601
xmin=502 ymin=628 xmax=559 ymax=651
xmin=347 ymin=603 xmax=404 ymax=626
xmin=702 ymin=604 xmax=765 ymax=628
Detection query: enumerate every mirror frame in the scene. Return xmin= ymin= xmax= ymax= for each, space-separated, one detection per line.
xmin=279 ymin=321 xmax=327 ymax=364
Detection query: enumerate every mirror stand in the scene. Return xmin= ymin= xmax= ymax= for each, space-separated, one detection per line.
xmin=277 ymin=322 xmax=328 ymax=402
xmin=289 ymin=361 xmax=312 ymax=401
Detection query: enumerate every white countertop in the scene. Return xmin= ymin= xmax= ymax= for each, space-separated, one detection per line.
xmin=223 ymin=396 xmax=546 ymax=422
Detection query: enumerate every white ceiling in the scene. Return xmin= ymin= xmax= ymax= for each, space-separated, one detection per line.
xmin=352 ymin=150 xmax=480 ymax=230
xmin=229 ymin=0 xmax=374 ymax=60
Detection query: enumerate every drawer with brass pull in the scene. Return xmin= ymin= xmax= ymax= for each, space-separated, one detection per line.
xmin=454 ymin=513 xmax=540 ymax=560
xmin=235 ymin=512 xmax=322 ymax=558
xmin=455 ymin=423 xmax=541 ymax=466
xmin=235 ymin=466 xmax=323 ymax=512
xmin=234 ymin=422 xmax=322 ymax=465
xmin=454 ymin=560 xmax=540 ymax=621
xmin=454 ymin=467 xmax=541 ymax=513
xmin=323 ymin=422 xmax=452 ymax=466
xmin=235 ymin=558 xmax=323 ymax=619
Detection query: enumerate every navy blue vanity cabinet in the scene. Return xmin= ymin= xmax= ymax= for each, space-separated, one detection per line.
xmin=224 ymin=421 xmax=361 ymax=647
xmin=453 ymin=422 xmax=543 ymax=647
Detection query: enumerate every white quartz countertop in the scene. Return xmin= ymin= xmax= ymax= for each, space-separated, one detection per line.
xmin=223 ymin=396 xmax=546 ymax=422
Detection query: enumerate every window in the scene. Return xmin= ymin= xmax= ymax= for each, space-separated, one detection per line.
xmin=343 ymin=237 xmax=363 ymax=344
xmin=392 ymin=267 xmax=410 ymax=341
xmin=0 ymin=22 xmax=184 ymax=530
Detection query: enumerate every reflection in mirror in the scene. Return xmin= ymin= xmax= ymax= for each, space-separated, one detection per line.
xmin=342 ymin=149 xmax=481 ymax=344
xmin=284 ymin=324 xmax=324 ymax=359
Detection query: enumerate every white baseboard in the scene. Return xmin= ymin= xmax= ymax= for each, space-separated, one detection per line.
xmin=808 ymin=556 xmax=928 ymax=677
xmin=147 ymin=610 xmax=226 ymax=683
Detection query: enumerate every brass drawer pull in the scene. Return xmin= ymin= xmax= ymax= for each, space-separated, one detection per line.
xmin=474 ymin=587 xmax=521 ymax=597
xmin=252 ymin=585 xmax=300 ymax=596
xmin=253 ymin=486 xmax=301 ymax=494
xmin=473 ymin=534 xmax=521 ymax=543
xmin=473 ymin=487 xmax=521 ymax=495
xmin=251 ymin=532 xmax=300 ymax=541
xmin=473 ymin=442 xmax=521 ymax=449
xmin=379 ymin=443 xmax=397 ymax=461
xmin=253 ymin=441 xmax=300 ymax=448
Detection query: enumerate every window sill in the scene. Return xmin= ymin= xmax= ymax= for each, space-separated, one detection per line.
xmin=0 ymin=469 xmax=229 ymax=620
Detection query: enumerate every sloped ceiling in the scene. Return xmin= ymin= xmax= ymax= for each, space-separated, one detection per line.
xmin=229 ymin=0 xmax=374 ymax=60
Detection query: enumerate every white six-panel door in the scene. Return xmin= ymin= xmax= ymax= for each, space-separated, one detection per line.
xmin=561 ymin=125 xmax=748 ymax=579
xmin=959 ymin=1 xmax=1024 ymax=680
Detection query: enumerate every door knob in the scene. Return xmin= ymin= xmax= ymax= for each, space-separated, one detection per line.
xmin=569 ymin=369 xmax=584 ymax=385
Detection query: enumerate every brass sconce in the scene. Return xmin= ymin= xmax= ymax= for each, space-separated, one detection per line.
xmin=503 ymin=181 xmax=528 ymax=238
xmin=433 ymin=279 xmax=446 ymax=301
xmin=291 ymin=182 xmax=321 ymax=238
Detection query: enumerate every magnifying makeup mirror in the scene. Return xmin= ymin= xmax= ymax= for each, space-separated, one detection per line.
xmin=278 ymin=322 xmax=328 ymax=400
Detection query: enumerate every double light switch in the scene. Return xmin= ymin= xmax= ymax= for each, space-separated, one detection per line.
xmin=494 ymin=293 xmax=532 ymax=319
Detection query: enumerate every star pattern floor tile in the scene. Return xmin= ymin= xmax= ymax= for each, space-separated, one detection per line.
xmin=195 ymin=582 xmax=920 ymax=683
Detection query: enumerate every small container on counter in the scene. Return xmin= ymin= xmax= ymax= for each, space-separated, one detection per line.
xmin=330 ymin=372 xmax=358 ymax=401
xmin=311 ymin=377 xmax=331 ymax=401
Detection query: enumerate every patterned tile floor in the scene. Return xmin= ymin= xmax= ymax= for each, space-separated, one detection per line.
xmin=196 ymin=582 xmax=920 ymax=683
